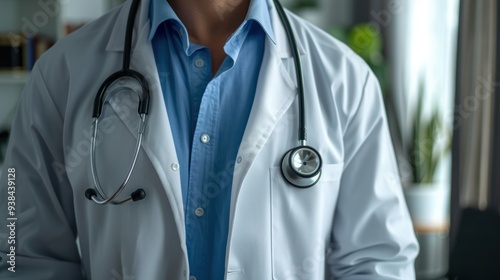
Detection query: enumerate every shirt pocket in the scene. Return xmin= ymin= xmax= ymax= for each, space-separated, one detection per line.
xmin=269 ymin=163 xmax=343 ymax=279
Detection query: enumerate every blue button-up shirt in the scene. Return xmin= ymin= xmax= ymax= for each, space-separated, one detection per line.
xmin=149 ymin=0 xmax=275 ymax=279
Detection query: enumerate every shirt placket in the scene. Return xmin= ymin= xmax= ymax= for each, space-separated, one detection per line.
xmin=185 ymin=54 xmax=219 ymax=279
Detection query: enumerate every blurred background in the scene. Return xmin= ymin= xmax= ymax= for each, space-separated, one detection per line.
xmin=0 ymin=0 xmax=499 ymax=279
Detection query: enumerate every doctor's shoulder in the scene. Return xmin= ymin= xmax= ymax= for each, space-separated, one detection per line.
xmin=285 ymin=11 xmax=381 ymax=119
xmin=34 ymin=3 xmax=127 ymax=82
xmin=286 ymin=11 xmax=372 ymax=76
xmin=26 ymin=2 xmax=129 ymax=118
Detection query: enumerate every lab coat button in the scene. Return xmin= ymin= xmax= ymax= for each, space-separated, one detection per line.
xmin=194 ymin=59 xmax=205 ymax=68
xmin=236 ymin=156 xmax=242 ymax=163
xmin=171 ymin=163 xmax=179 ymax=171
xmin=195 ymin=207 xmax=205 ymax=217
xmin=200 ymin=134 xmax=210 ymax=143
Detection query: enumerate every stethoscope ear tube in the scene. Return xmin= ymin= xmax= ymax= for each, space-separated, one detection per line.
xmin=92 ymin=69 xmax=150 ymax=119
xmin=87 ymin=0 xmax=149 ymax=205
xmin=88 ymin=112 xmax=147 ymax=205
xmin=92 ymin=0 xmax=149 ymax=119
xmin=274 ymin=0 xmax=323 ymax=188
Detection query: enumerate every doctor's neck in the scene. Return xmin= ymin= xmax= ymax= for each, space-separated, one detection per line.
xmin=168 ymin=0 xmax=250 ymax=43
xmin=168 ymin=0 xmax=250 ymax=74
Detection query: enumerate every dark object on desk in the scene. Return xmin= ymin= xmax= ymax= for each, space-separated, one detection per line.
xmin=448 ymin=207 xmax=500 ymax=280
xmin=0 ymin=129 xmax=10 ymax=161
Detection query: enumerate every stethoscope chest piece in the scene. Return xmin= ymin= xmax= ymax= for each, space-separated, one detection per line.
xmin=281 ymin=146 xmax=322 ymax=188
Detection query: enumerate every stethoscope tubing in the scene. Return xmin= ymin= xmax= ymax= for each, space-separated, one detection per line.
xmin=86 ymin=0 xmax=323 ymax=205
xmin=89 ymin=115 xmax=146 ymax=205
xmin=92 ymin=70 xmax=151 ymax=119
xmin=272 ymin=0 xmax=307 ymax=144
xmin=86 ymin=0 xmax=150 ymax=205
xmin=273 ymin=0 xmax=323 ymax=188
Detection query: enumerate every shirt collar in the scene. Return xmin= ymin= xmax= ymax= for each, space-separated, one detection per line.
xmin=148 ymin=0 xmax=276 ymax=44
xmin=245 ymin=0 xmax=276 ymax=44
xmin=148 ymin=0 xmax=184 ymax=42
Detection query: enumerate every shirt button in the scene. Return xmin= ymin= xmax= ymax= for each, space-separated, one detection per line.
xmin=189 ymin=276 xmax=197 ymax=280
xmin=194 ymin=59 xmax=205 ymax=68
xmin=200 ymin=134 xmax=210 ymax=143
xmin=195 ymin=207 xmax=205 ymax=217
xmin=171 ymin=163 xmax=179 ymax=171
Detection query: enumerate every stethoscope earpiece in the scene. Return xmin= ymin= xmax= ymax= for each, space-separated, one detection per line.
xmin=131 ymin=188 xmax=146 ymax=201
xmin=85 ymin=187 xmax=146 ymax=204
xmin=281 ymin=146 xmax=322 ymax=188
xmin=85 ymin=188 xmax=97 ymax=200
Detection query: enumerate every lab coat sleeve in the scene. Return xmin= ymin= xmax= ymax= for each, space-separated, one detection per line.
xmin=0 ymin=64 xmax=83 ymax=279
xmin=327 ymin=71 xmax=419 ymax=279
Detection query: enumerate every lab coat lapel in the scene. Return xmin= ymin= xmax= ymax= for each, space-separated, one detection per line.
xmin=231 ymin=5 xmax=304 ymax=206
xmin=232 ymin=44 xmax=295 ymax=188
xmin=104 ymin=0 xmax=186 ymax=247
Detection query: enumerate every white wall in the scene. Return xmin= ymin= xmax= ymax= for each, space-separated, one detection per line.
xmin=0 ymin=0 xmax=21 ymax=33
xmin=0 ymin=79 xmax=25 ymax=129
xmin=61 ymin=0 xmax=107 ymax=24
xmin=389 ymin=0 xmax=460 ymax=184
xmin=283 ymin=0 xmax=353 ymax=30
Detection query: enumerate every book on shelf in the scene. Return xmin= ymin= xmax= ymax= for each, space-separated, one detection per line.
xmin=0 ymin=33 xmax=55 ymax=72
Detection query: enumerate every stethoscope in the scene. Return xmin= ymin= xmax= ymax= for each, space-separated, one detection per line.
xmin=85 ymin=0 xmax=322 ymax=205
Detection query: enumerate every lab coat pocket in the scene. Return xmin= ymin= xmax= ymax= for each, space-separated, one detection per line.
xmin=270 ymin=163 xmax=343 ymax=279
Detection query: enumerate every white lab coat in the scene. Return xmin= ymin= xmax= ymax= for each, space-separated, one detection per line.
xmin=0 ymin=0 xmax=418 ymax=279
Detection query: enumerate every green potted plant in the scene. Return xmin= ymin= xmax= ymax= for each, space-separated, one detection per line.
xmin=409 ymin=83 xmax=450 ymax=182
xmin=402 ymin=84 xmax=452 ymax=280
xmin=329 ymin=24 xmax=388 ymax=94
xmin=402 ymin=83 xmax=451 ymax=229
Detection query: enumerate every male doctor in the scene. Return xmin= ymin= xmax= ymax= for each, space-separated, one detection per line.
xmin=0 ymin=0 xmax=418 ymax=279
